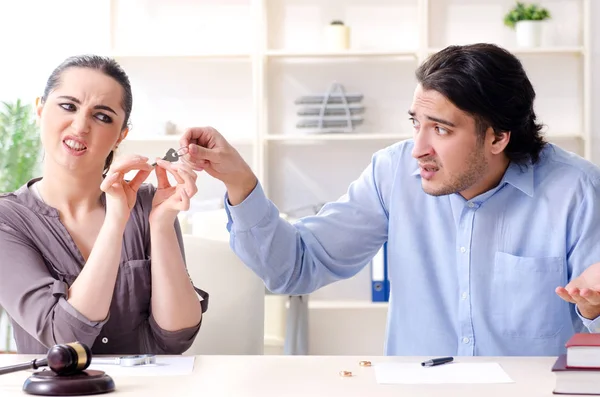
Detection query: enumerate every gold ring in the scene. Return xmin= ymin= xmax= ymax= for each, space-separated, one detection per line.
xmin=359 ymin=360 xmax=372 ymax=367
xmin=66 ymin=342 xmax=88 ymax=370
xmin=339 ymin=370 xmax=353 ymax=377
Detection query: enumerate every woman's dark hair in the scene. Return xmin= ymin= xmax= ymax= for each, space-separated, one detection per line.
xmin=415 ymin=43 xmax=546 ymax=165
xmin=41 ymin=54 xmax=132 ymax=174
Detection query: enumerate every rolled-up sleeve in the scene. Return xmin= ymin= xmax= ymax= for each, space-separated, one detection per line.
xmin=0 ymin=222 xmax=106 ymax=350
xmin=143 ymin=217 xmax=209 ymax=354
xmin=146 ymin=286 xmax=208 ymax=354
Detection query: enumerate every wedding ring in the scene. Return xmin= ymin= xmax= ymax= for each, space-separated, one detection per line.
xmin=339 ymin=370 xmax=353 ymax=377
xmin=359 ymin=360 xmax=372 ymax=367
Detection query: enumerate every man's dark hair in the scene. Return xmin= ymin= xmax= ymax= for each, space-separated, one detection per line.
xmin=41 ymin=54 xmax=133 ymax=175
xmin=415 ymin=43 xmax=546 ymax=165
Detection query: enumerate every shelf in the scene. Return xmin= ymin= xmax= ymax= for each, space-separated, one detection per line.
xmin=264 ymin=133 xmax=582 ymax=144
xmin=307 ymin=300 xmax=389 ymax=310
xmin=109 ymin=46 xmax=584 ymax=61
xmin=283 ymin=299 xmax=389 ymax=310
xmin=266 ymin=49 xmax=418 ymax=60
xmin=126 ymin=135 xmax=185 ymax=142
xmin=545 ymin=133 xmax=584 ymax=140
xmin=125 ymin=136 xmax=255 ymax=145
xmin=111 ymin=52 xmax=252 ymax=60
xmin=427 ymin=47 xmax=585 ymax=56
xmin=265 ymin=133 xmax=413 ymax=142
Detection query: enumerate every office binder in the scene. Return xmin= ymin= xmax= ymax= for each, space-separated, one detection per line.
xmin=371 ymin=243 xmax=389 ymax=302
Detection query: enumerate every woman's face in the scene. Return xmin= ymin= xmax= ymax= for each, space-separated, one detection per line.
xmin=37 ymin=67 xmax=128 ymax=175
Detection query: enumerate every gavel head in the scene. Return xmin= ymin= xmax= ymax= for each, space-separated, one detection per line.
xmin=46 ymin=342 xmax=92 ymax=376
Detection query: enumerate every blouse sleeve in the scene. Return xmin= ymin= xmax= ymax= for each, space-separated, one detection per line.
xmin=0 ymin=222 xmax=107 ymax=349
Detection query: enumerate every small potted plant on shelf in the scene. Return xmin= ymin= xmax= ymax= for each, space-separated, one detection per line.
xmin=504 ymin=2 xmax=551 ymax=48
xmin=325 ymin=20 xmax=350 ymax=51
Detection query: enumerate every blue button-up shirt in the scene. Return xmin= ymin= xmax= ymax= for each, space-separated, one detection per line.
xmin=225 ymin=141 xmax=600 ymax=356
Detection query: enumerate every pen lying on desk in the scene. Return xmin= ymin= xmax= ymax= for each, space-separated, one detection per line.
xmin=421 ymin=357 xmax=454 ymax=367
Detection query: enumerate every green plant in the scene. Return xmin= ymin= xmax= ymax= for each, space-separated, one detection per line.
xmin=504 ymin=2 xmax=551 ymax=29
xmin=0 ymin=100 xmax=39 ymax=350
xmin=0 ymin=99 xmax=41 ymax=193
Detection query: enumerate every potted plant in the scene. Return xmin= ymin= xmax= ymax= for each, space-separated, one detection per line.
xmin=504 ymin=2 xmax=551 ymax=48
xmin=0 ymin=99 xmax=41 ymax=193
xmin=325 ymin=20 xmax=350 ymax=51
xmin=0 ymin=99 xmax=40 ymax=353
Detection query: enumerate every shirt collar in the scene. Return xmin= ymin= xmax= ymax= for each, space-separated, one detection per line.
xmin=411 ymin=160 xmax=534 ymax=197
xmin=501 ymin=160 xmax=534 ymax=197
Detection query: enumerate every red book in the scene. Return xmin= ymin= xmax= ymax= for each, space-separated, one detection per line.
xmin=565 ymin=334 xmax=600 ymax=368
xmin=552 ymin=354 xmax=600 ymax=395
xmin=566 ymin=334 xmax=600 ymax=348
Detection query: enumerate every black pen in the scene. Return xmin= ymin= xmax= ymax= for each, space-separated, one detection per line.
xmin=421 ymin=357 xmax=454 ymax=367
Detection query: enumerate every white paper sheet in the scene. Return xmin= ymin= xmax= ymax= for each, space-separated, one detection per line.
xmin=88 ymin=356 xmax=195 ymax=377
xmin=374 ymin=362 xmax=514 ymax=384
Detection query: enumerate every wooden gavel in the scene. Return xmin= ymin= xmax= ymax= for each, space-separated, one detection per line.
xmin=0 ymin=341 xmax=91 ymax=376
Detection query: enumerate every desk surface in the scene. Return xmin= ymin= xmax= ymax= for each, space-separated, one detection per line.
xmin=0 ymin=355 xmax=559 ymax=397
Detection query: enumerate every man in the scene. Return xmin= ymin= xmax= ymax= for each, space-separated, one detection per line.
xmin=180 ymin=43 xmax=600 ymax=356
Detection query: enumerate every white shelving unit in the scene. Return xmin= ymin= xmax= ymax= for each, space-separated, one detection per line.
xmin=101 ymin=0 xmax=590 ymax=354
xmin=108 ymin=0 xmax=591 ymax=202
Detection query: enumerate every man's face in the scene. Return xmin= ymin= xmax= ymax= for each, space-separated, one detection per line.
xmin=410 ymin=84 xmax=491 ymax=199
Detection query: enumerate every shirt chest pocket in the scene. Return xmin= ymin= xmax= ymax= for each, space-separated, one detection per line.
xmin=113 ymin=259 xmax=152 ymax=329
xmin=491 ymin=252 xmax=568 ymax=339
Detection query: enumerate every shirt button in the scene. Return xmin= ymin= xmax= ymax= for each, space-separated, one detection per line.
xmin=461 ymin=292 xmax=468 ymax=300
xmin=102 ymin=337 xmax=108 ymax=344
xmin=468 ymin=202 xmax=475 ymax=208
xmin=462 ymin=337 xmax=470 ymax=344
xmin=460 ymin=247 xmax=466 ymax=253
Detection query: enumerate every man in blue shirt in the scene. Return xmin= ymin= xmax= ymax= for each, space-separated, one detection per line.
xmin=179 ymin=43 xmax=600 ymax=356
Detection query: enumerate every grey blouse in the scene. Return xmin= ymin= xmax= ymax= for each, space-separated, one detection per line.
xmin=0 ymin=178 xmax=208 ymax=354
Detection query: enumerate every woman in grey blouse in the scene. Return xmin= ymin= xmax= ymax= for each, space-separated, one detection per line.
xmin=0 ymin=55 xmax=208 ymax=354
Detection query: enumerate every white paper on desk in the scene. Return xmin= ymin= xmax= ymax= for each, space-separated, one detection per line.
xmin=375 ymin=362 xmax=514 ymax=384
xmin=88 ymin=356 xmax=194 ymax=377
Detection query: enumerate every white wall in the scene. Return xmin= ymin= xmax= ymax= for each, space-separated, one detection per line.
xmin=0 ymin=1 xmax=111 ymax=103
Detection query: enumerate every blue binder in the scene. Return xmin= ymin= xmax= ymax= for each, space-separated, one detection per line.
xmin=371 ymin=242 xmax=389 ymax=302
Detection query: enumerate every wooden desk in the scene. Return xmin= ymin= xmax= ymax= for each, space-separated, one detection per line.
xmin=0 ymin=355 xmax=559 ymax=396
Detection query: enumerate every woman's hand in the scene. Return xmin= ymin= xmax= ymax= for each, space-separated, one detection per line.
xmin=101 ymin=155 xmax=153 ymax=224
xmin=149 ymin=158 xmax=198 ymax=226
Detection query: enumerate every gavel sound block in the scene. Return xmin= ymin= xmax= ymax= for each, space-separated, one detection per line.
xmin=22 ymin=369 xmax=114 ymax=396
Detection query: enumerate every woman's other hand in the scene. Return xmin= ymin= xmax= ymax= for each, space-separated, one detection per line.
xmin=100 ymin=155 xmax=153 ymax=224
xmin=149 ymin=159 xmax=198 ymax=226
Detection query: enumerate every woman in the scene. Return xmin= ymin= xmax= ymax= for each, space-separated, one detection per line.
xmin=0 ymin=55 xmax=208 ymax=354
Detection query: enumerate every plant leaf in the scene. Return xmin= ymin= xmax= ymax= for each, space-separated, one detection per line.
xmin=0 ymin=100 xmax=41 ymax=193
xmin=503 ymin=2 xmax=551 ymax=29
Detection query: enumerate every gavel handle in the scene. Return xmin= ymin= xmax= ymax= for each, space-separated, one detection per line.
xmin=0 ymin=358 xmax=47 ymax=375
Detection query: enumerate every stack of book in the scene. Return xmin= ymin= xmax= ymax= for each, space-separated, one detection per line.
xmin=553 ymin=333 xmax=600 ymax=395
